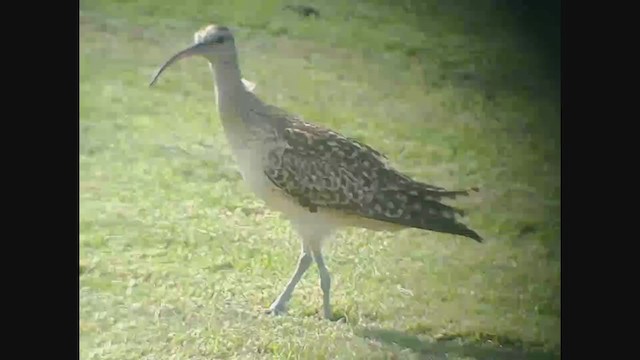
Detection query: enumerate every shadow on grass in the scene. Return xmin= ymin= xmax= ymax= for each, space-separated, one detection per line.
xmin=357 ymin=328 xmax=559 ymax=360
xmin=377 ymin=0 xmax=560 ymax=143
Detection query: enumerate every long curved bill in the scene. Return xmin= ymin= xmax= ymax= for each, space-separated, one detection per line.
xmin=149 ymin=43 xmax=205 ymax=87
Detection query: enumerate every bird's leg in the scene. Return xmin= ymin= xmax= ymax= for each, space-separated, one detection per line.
xmin=311 ymin=249 xmax=332 ymax=320
xmin=267 ymin=243 xmax=312 ymax=315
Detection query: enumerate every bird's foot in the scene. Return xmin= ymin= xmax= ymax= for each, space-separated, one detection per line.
xmin=266 ymin=301 xmax=287 ymax=316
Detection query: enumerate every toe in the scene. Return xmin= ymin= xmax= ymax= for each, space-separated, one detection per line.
xmin=267 ymin=303 xmax=286 ymax=316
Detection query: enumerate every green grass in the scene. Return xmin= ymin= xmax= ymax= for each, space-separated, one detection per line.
xmin=80 ymin=1 xmax=560 ymax=359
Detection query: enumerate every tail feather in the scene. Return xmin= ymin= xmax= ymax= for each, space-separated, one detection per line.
xmin=420 ymin=186 xmax=480 ymax=201
xmin=360 ymin=184 xmax=483 ymax=242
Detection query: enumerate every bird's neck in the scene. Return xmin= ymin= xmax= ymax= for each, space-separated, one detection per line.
xmin=209 ymin=55 xmax=253 ymax=147
xmin=210 ymin=55 xmax=246 ymax=106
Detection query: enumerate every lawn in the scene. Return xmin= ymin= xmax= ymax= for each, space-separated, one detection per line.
xmin=79 ymin=1 xmax=560 ymax=359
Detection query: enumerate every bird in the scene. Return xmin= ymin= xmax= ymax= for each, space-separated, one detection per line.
xmin=149 ymin=24 xmax=483 ymax=320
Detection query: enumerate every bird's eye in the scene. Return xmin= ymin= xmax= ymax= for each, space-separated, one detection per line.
xmin=214 ymin=37 xmax=225 ymax=44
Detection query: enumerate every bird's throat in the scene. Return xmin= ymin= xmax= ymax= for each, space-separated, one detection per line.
xmin=210 ymin=56 xmax=244 ymax=98
xmin=209 ymin=58 xmax=253 ymax=149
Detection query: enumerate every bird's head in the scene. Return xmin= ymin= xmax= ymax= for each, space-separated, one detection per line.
xmin=149 ymin=24 xmax=237 ymax=87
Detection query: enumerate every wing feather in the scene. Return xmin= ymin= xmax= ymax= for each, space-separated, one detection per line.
xmin=259 ymin=112 xmax=482 ymax=242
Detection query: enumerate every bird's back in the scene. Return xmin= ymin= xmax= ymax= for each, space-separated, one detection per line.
xmin=242 ymin=102 xmax=483 ymax=242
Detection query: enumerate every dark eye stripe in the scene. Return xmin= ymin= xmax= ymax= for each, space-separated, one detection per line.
xmin=214 ymin=37 xmax=225 ymax=44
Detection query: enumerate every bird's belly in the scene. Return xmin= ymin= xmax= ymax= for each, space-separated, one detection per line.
xmin=230 ymin=150 xmax=285 ymax=203
xmin=232 ymin=155 xmax=317 ymax=216
xmin=229 ymin=145 xmax=377 ymax=229
xmin=239 ymin=168 xmax=277 ymax=200
xmin=235 ymin=165 xmax=398 ymax=234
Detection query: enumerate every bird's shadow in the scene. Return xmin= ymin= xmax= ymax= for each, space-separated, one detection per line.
xmin=356 ymin=328 xmax=559 ymax=360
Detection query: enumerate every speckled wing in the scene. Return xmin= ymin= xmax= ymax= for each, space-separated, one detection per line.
xmin=262 ymin=114 xmax=483 ymax=242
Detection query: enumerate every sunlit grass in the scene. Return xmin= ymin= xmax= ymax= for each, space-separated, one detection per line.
xmin=80 ymin=2 xmax=560 ymax=359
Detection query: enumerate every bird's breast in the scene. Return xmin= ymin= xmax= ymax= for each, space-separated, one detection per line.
xmin=225 ymin=137 xmax=276 ymax=193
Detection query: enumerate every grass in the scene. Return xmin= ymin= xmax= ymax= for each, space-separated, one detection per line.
xmin=80 ymin=1 xmax=560 ymax=359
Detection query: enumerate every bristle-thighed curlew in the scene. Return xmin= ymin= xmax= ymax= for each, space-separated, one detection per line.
xmin=149 ymin=24 xmax=483 ymax=320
